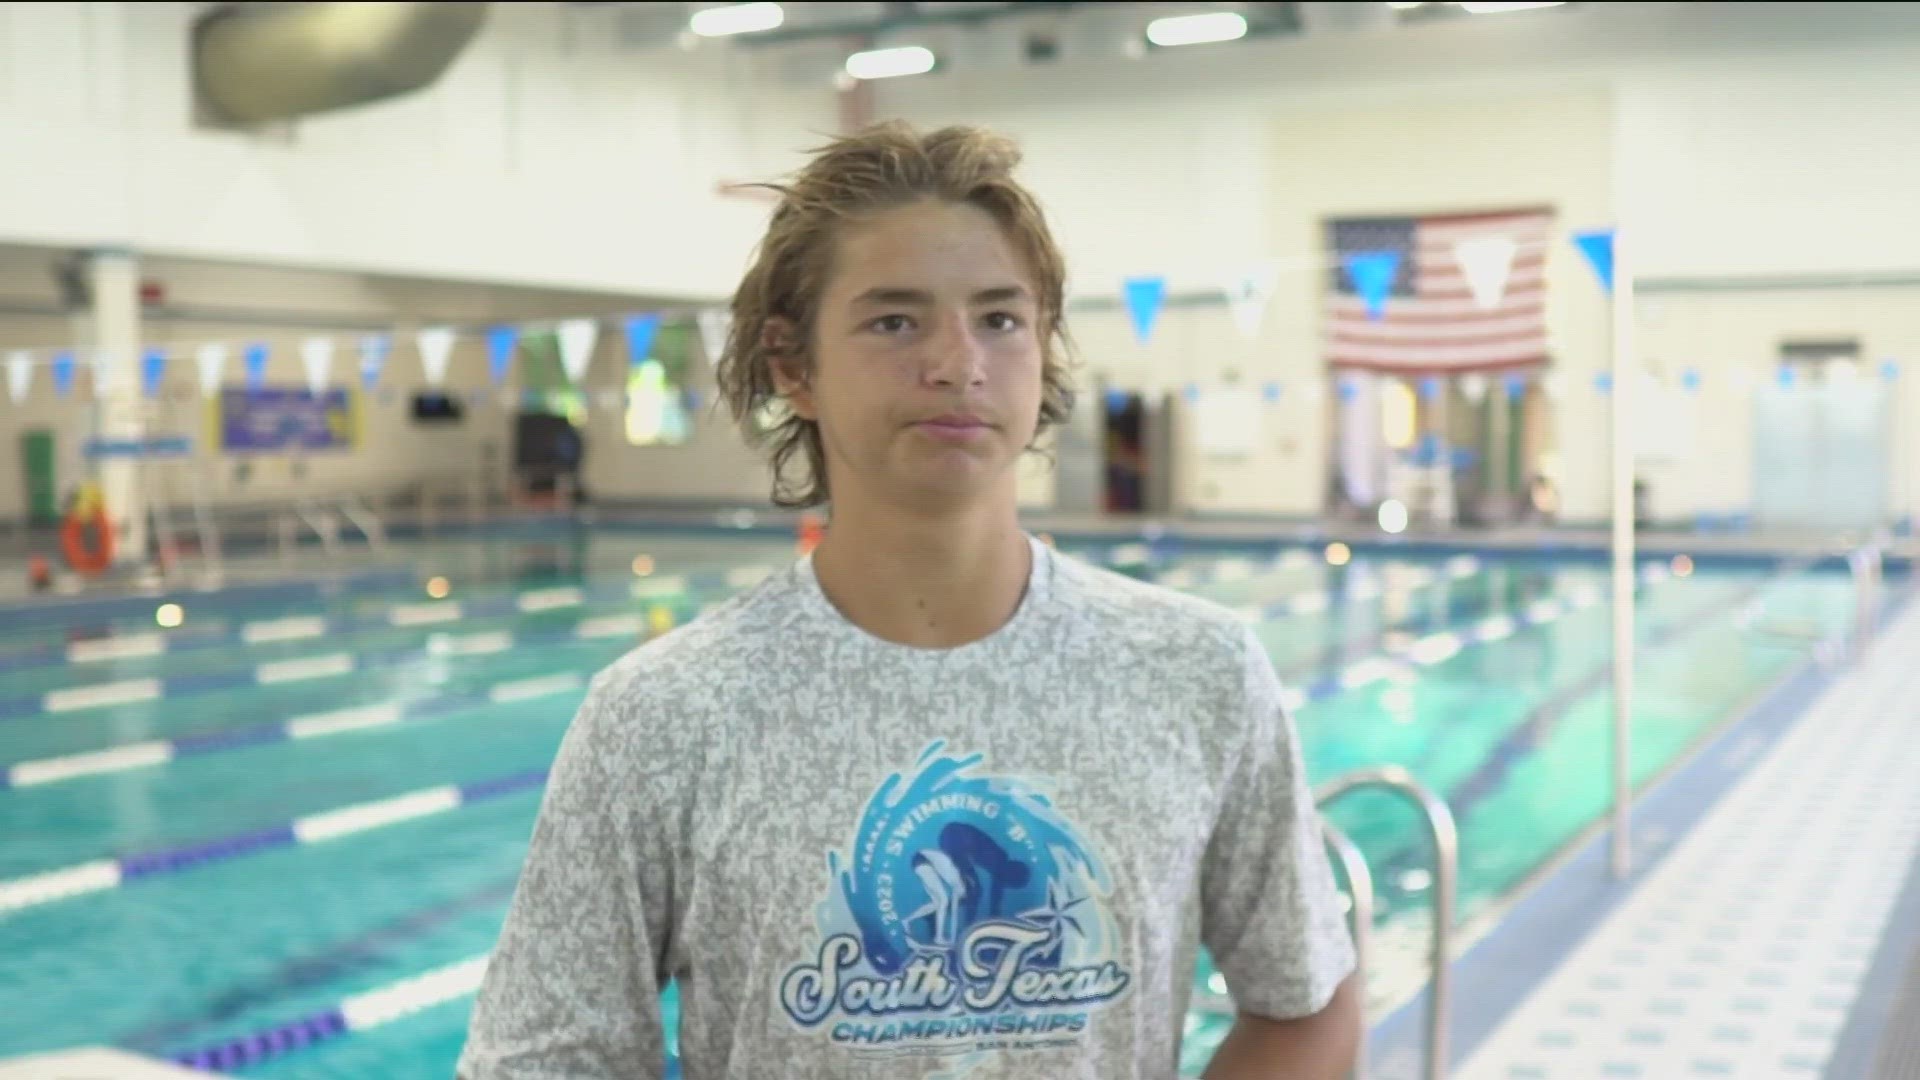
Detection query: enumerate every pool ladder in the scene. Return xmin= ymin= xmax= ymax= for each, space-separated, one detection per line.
xmin=1194 ymin=766 xmax=1460 ymax=1080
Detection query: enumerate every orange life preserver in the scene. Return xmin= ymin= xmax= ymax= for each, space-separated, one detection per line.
xmin=60 ymin=487 xmax=115 ymax=575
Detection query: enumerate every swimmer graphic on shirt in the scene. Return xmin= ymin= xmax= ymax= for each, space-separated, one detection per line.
xmin=778 ymin=741 xmax=1132 ymax=1065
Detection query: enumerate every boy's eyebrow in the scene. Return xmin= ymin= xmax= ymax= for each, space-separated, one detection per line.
xmin=850 ymin=284 xmax=1033 ymax=306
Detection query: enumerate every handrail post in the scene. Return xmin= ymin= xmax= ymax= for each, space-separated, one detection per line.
xmin=1316 ymin=766 xmax=1459 ymax=1080
xmin=1322 ymin=821 xmax=1374 ymax=1080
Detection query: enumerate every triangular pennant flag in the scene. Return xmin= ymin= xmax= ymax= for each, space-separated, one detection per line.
xmin=1122 ymin=277 xmax=1166 ymax=344
xmin=1593 ymin=371 xmax=1614 ymax=393
xmin=1337 ymin=374 xmax=1360 ymax=403
xmin=196 ymin=343 xmax=228 ymax=398
xmin=1343 ymin=252 xmax=1401 ymax=321
xmin=300 ymin=337 xmax=334 ymax=397
xmin=623 ymin=313 xmax=662 ymax=368
xmin=1224 ymin=261 xmax=1279 ymax=339
xmin=360 ymin=335 xmax=390 ymax=391
xmin=1418 ymin=376 xmax=1443 ymax=403
xmin=1880 ymin=359 xmax=1900 ymax=383
xmin=5 ymin=351 xmax=30 ymax=404
xmin=142 ymin=347 xmax=168 ymax=399
xmin=85 ymin=351 xmax=115 ymax=395
xmin=52 ymin=351 xmax=75 ymax=397
xmin=1453 ymin=237 xmax=1519 ymax=310
xmin=1573 ymin=229 xmax=1615 ymax=294
xmin=1503 ymin=372 xmax=1529 ymax=400
xmin=1261 ymin=380 xmax=1282 ymax=404
xmin=557 ymin=319 xmax=599 ymax=386
xmin=485 ymin=325 xmax=519 ymax=387
xmin=1680 ymin=367 xmax=1702 ymax=392
xmin=417 ymin=327 xmax=455 ymax=388
xmin=697 ymin=308 xmax=731 ymax=368
xmin=243 ymin=343 xmax=270 ymax=389
xmin=1459 ymin=373 xmax=1488 ymax=403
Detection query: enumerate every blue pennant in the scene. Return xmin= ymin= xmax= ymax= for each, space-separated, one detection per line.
xmin=1343 ymin=251 xmax=1401 ymax=321
xmin=623 ymin=313 xmax=662 ymax=367
xmin=244 ymin=343 xmax=269 ymax=389
xmin=486 ymin=325 xmax=520 ymax=387
xmin=1573 ymin=229 xmax=1615 ymax=294
xmin=1123 ymin=277 xmax=1166 ymax=344
xmin=142 ymin=348 xmax=168 ymax=398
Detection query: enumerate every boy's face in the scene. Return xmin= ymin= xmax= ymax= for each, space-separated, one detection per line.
xmin=775 ymin=200 xmax=1045 ymax=514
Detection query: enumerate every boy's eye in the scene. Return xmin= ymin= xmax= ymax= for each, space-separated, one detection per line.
xmin=983 ymin=311 xmax=1023 ymax=331
xmin=871 ymin=314 xmax=913 ymax=333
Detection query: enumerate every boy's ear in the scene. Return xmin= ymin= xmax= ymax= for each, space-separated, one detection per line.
xmin=764 ymin=317 xmax=815 ymax=421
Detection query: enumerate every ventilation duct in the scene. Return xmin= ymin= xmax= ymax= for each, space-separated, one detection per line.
xmin=193 ymin=2 xmax=490 ymax=126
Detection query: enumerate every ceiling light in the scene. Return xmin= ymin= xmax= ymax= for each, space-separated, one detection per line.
xmin=845 ymin=45 xmax=936 ymax=81
xmin=1146 ymin=11 xmax=1249 ymax=47
xmin=1456 ymin=1 xmax=1567 ymax=12
xmin=689 ymin=3 xmax=784 ymax=38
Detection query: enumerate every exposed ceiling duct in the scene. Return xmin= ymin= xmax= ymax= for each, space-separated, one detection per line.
xmin=193 ymin=1 xmax=491 ymax=126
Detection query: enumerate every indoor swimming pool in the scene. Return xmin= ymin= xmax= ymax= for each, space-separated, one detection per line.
xmin=0 ymin=527 xmax=1866 ymax=1077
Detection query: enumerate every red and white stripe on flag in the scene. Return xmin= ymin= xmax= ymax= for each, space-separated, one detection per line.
xmin=1325 ymin=207 xmax=1553 ymax=375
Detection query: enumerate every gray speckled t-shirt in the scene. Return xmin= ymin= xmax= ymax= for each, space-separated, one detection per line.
xmin=458 ymin=536 xmax=1355 ymax=1079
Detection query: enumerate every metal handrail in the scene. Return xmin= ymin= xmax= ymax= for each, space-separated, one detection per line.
xmin=1848 ymin=534 xmax=1886 ymax=659
xmin=1323 ymin=821 xmax=1375 ymax=1080
xmin=1315 ymin=766 xmax=1459 ymax=1080
xmin=338 ymin=497 xmax=389 ymax=554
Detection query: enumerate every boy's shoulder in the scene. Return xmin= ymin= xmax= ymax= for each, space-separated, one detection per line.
xmin=1045 ymin=547 xmax=1259 ymax=664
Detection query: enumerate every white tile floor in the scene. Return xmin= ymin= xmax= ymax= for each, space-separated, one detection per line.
xmin=1458 ymin=597 xmax=1920 ymax=1080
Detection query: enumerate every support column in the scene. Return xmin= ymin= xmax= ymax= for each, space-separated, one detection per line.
xmin=86 ymin=249 xmax=147 ymax=566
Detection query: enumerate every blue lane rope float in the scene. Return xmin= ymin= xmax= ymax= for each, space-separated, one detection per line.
xmin=0 ymin=567 xmax=778 ymax=676
xmin=0 ymin=769 xmax=550 ymax=916
xmin=4 ymin=563 xmax=1682 ymax=794
xmin=168 ymin=955 xmax=491 ymax=1073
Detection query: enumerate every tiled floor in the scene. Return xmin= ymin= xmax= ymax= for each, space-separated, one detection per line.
xmin=1457 ymin=596 xmax=1920 ymax=1080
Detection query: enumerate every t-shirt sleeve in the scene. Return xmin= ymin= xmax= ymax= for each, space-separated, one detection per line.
xmin=457 ymin=670 xmax=676 ymax=1078
xmin=1198 ymin=626 xmax=1358 ymax=1020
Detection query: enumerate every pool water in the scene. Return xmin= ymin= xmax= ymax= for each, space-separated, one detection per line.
xmin=0 ymin=530 xmax=1861 ymax=1077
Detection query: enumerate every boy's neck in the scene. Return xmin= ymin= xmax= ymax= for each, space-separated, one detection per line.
xmin=809 ymin=492 xmax=1032 ymax=650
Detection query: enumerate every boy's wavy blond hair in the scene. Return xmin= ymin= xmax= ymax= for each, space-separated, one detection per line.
xmin=713 ymin=121 xmax=1075 ymax=509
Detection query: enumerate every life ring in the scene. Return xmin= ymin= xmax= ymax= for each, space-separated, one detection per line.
xmin=61 ymin=486 xmax=115 ymax=574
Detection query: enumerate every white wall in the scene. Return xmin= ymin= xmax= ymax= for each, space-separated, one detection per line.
xmin=874 ymin=1 xmax=1920 ymax=524
xmin=1635 ymin=286 xmax=1920 ymax=528
xmin=8 ymin=2 xmax=1918 ymax=526
xmin=0 ymin=2 xmax=837 ymax=299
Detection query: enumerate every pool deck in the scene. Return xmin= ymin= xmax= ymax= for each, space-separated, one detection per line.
xmin=1450 ymin=586 xmax=1920 ymax=1080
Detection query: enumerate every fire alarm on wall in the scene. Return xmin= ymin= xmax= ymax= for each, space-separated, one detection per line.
xmin=139 ymin=280 xmax=166 ymax=306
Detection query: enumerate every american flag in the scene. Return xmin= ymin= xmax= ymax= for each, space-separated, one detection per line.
xmin=1324 ymin=207 xmax=1552 ymax=375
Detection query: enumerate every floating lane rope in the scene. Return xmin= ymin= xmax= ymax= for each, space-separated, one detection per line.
xmin=0 ymin=606 xmax=658 ymax=723
xmin=0 ymin=769 xmax=549 ymax=916
xmin=0 ymin=567 xmax=774 ymax=677
xmin=168 ymin=955 xmax=490 ymax=1073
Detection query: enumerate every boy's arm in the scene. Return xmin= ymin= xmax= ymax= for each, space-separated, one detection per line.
xmin=458 ymin=674 xmax=676 ymax=1078
xmin=1202 ymin=975 xmax=1362 ymax=1079
xmin=1199 ymin=626 xmax=1361 ymax=1076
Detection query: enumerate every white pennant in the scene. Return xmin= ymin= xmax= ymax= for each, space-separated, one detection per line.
xmin=1453 ymin=237 xmax=1519 ymax=311
xmin=300 ymin=337 xmax=334 ymax=396
xmin=5 ymin=350 xmax=30 ymax=404
xmin=196 ymin=343 xmax=229 ymax=398
xmin=417 ymin=327 xmax=456 ymax=388
xmin=557 ymin=319 xmax=599 ymax=386
xmin=1223 ymin=260 xmax=1280 ymax=339
xmin=1459 ymin=373 xmax=1489 ymax=404
xmin=696 ymin=308 xmax=732 ymax=368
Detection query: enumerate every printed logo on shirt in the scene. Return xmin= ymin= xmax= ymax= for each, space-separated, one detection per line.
xmin=778 ymin=740 xmax=1132 ymax=1066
